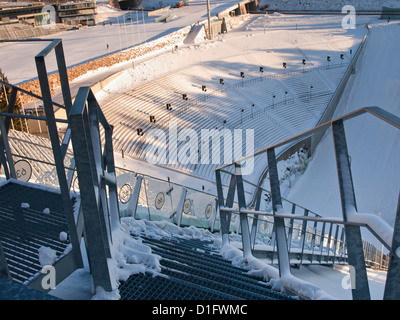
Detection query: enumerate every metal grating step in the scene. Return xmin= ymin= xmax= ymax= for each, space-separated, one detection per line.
xmin=119 ymin=235 xmax=296 ymax=300
xmin=141 ymin=236 xmax=249 ymax=273
xmin=119 ymin=273 xmax=241 ymax=300
xmin=159 ymin=259 xmax=285 ymax=300
xmin=0 ymin=181 xmax=76 ymax=284
xmin=141 ymin=237 xmax=259 ymax=281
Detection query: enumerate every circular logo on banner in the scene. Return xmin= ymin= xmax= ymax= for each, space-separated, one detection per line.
xmin=119 ymin=183 xmax=133 ymax=204
xmin=183 ymin=199 xmax=191 ymax=214
xmin=205 ymin=204 xmax=213 ymax=219
xmin=155 ymin=192 xmax=165 ymax=210
xmin=14 ymin=160 xmax=32 ymax=182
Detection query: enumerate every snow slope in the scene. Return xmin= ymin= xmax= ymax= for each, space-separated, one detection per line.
xmin=287 ymin=21 xmax=400 ymax=239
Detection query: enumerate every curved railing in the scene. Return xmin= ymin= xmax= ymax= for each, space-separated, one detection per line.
xmin=215 ymin=106 xmax=400 ymax=300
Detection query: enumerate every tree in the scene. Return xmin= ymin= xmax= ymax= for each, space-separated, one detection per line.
xmin=0 ymin=68 xmax=27 ymax=132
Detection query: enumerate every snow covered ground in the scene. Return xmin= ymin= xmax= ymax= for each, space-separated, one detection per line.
xmin=286 ymin=21 xmax=400 ymax=244
xmin=0 ymin=0 xmax=245 ymax=85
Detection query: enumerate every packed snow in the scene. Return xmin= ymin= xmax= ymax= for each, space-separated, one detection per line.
xmin=38 ymin=246 xmax=58 ymax=267
xmin=49 ymin=216 xmax=387 ymax=300
xmin=286 ymin=22 xmax=400 ymax=245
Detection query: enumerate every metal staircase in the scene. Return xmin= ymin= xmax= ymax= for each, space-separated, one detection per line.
xmin=119 ymin=235 xmax=296 ymax=300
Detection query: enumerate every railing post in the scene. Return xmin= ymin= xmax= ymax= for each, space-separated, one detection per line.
xmin=128 ymin=175 xmax=143 ymax=218
xmin=287 ymin=204 xmax=296 ymax=251
xmin=0 ymin=115 xmax=16 ymax=179
xmin=54 ymin=41 xmax=73 ymax=113
xmin=299 ymin=209 xmax=309 ymax=267
xmin=319 ymin=222 xmax=326 ymax=264
xmin=35 ymin=45 xmax=83 ymax=269
xmin=216 ymin=170 xmax=235 ymax=246
xmin=267 ymin=147 xmax=291 ymax=277
xmin=309 ymin=220 xmax=318 ymax=263
xmin=250 ymin=189 xmax=262 ymax=250
xmin=341 ymin=229 xmax=347 ymax=263
xmin=235 ymin=163 xmax=252 ymax=260
xmin=4 ymin=87 xmax=18 ymax=133
xmin=69 ymin=93 xmax=113 ymax=291
xmin=384 ymin=190 xmax=400 ymax=299
xmin=332 ymin=119 xmax=370 ymax=300
xmin=0 ymin=241 xmax=10 ymax=279
xmin=332 ymin=225 xmax=340 ymax=265
xmin=326 ymin=223 xmax=333 ymax=263
xmin=174 ymin=187 xmax=187 ymax=227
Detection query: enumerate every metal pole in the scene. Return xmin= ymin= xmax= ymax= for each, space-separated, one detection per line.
xmin=206 ymin=0 xmax=212 ymax=40
xmin=332 ymin=119 xmax=370 ymax=300
xmin=35 ymin=45 xmax=83 ymax=269
xmin=215 ymin=170 xmax=235 ymax=246
xmin=235 ymin=163 xmax=253 ymax=260
xmin=267 ymin=147 xmax=291 ymax=277
xmin=384 ymin=190 xmax=400 ymax=299
xmin=0 ymin=241 xmax=10 ymax=279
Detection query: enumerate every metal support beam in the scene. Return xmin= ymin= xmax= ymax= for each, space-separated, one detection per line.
xmin=235 ymin=163 xmax=253 ymax=260
xmin=4 ymin=87 xmax=18 ymax=133
xmin=299 ymin=209 xmax=309 ymax=267
xmin=384 ymin=190 xmax=400 ymax=299
xmin=129 ymin=175 xmax=143 ymax=219
xmin=287 ymin=204 xmax=296 ymax=251
xmin=266 ymin=147 xmax=291 ymax=277
xmin=216 ymin=170 xmax=236 ymax=246
xmin=319 ymin=222 xmax=326 ymax=264
xmin=332 ymin=119 xmax=370 ymax=300
xmin=332 ymin=225 xmax=340 ymax=264
xmin=309 ymin=220 xmax=318 ymax=263
xmin=0 ymin=115 xmax=16 ymax=179
xmin=35 ymin=52 xmax=83 ymax=269
xmin=54 ymin=42 xmax=73 ymax=113
xmin=69 ymin=105 xmax=113 ymax=291
xmin=250 ymin=188 xmax=262 ymax=249
xmin=174 ymin=187 xmax=187 ymax=227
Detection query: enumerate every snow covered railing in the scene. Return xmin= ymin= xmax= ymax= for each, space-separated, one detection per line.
xmin=215 ymin=106 xmax=400 ymax=300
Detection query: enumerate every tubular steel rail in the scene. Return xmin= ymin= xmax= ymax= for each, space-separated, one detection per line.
xmin=0 ymin=39 xmax=84 ymax=292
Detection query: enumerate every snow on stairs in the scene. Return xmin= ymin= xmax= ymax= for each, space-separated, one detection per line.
xmin=119 ymin=236 xmax=296 ymax=300
xmin=0 ymin=181 xmax=75 ymax=285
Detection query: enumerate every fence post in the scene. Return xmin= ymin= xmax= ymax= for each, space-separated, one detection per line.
xmin=332 ymin=119 xmax=370 ymax=300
